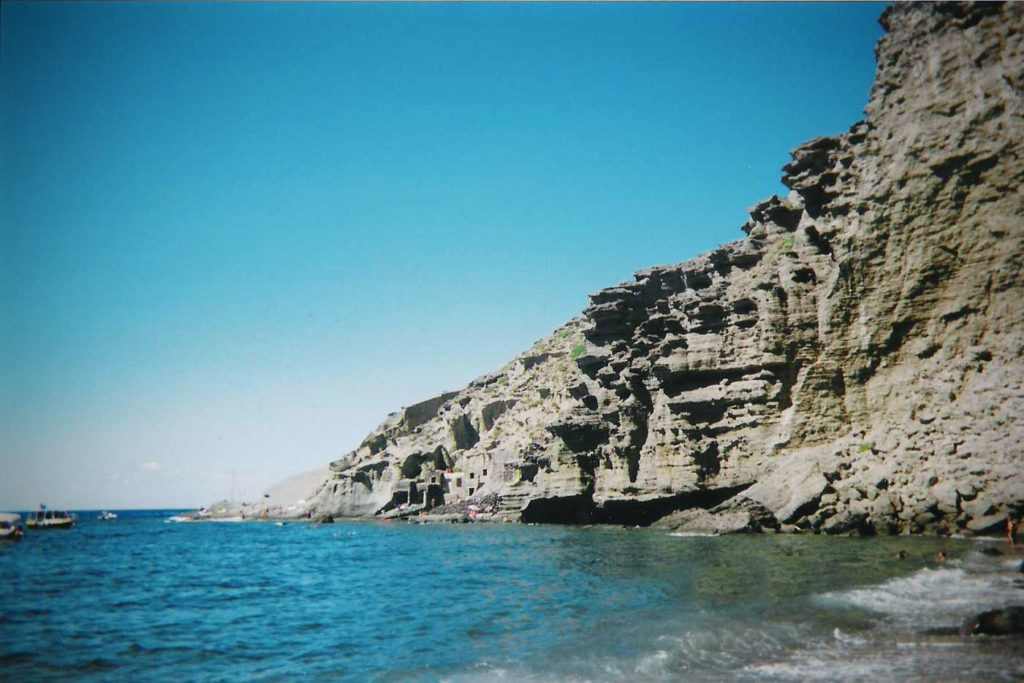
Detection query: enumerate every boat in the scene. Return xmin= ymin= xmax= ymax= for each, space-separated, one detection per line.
xmin=98 ymin=511 xmax=117 ymax=521
xmin=25 ymin=508 xmax=75 ymax=530
xmin=0 ymin=513 xmax=25 ymax=541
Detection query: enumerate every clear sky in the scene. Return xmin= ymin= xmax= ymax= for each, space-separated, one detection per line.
xmin=1 ymin=2 xmax=885 ymax=510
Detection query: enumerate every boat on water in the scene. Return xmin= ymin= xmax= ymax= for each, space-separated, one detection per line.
xmin=25 ymin=509 xmax=75 ymax=530
xmin=0 ymin=513 xmax=25 ymax=541
xmin=98 ymin=511 xmax=117 ymax=521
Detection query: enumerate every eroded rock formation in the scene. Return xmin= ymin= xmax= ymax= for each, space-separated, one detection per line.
xmin=297 ymin=2 xmax=1024 ymax=534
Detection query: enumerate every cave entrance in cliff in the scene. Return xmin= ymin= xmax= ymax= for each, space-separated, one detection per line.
xmin=518 ymin=486 xmax=750 ymax=526
xmin=592 ymin=485 xmax=752 ymax=527
xmin=520 ymin=495 xmax=596 ymax=524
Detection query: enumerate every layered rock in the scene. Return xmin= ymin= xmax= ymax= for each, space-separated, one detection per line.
xmin=291 ymin=2 xmax=1024 ymax=534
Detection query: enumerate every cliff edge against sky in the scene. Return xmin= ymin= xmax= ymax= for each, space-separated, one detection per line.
xmin=254 ymin=2 xmax=1023 ymax=535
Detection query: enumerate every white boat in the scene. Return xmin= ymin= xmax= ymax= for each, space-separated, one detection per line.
xmin=98 ymin=511 xmax=117 ymax=521
xmin=25 ymin=509 xmax=75 ymax=530
xmin=0 ymin=513 xmax=25 ymax=541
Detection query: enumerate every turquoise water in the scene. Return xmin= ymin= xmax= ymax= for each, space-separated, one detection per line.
xmin=1 ymin=511 xmax=1022 ymax=681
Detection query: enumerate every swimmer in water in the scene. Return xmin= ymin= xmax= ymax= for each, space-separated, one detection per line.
xmin=895 ymin=549 xmax=908 ymax=560
xmin=936 ymin=550 xmax=947 ymax=563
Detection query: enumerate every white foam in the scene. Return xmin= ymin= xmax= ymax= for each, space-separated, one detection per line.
xmin=750 ymin=655 xmax=889 ymax=680
xmin=1001 ymin=557 xmax=1024 ymax=571
xmin=819 ymin=564 xmax=1020 ymax=628
xmin=634 ymin=649 xmax=670 ymax=676
xmin=831 ymin=628 xmax=868 ymax=646
xmin=746 ymin=638 xmax=1024 ymax=681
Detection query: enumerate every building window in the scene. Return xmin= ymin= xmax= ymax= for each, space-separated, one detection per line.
xmin=469 ymin=488 xmax=475 ymax=495
xmin=482 ymin=469 xmax=487 ymax=476
xmin=456 ymin=478 xmax=462 ymax=487
xmin=470 ymin=472 xmax=475 ymax=479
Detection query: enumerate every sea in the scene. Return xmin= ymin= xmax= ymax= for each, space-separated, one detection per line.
xmin=1 ymin=510 xmax=1022 ymax=681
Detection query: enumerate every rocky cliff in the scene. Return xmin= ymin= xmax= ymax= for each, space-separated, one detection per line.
xmin=293 ymin=2 xmax=1024 ymax=535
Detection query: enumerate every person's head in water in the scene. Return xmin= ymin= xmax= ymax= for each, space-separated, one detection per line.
xmin=895 ymin=549 xmax=907 ymax=560
xmin=936 ymin=550 xmax=947 ymax=563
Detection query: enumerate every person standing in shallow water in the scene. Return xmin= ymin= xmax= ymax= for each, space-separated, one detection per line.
xmin=1007 ymin=517 xmax=1017 ymax=547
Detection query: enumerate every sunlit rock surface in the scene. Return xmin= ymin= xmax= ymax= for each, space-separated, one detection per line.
xmin=280 ymin=2 xmax=1023 ymax=534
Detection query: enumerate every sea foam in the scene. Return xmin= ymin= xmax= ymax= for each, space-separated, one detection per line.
xmin=819 ymin=560 xmax=1020 ymax=629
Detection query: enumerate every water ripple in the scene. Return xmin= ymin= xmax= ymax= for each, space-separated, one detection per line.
xmin=1 ymin=513 xmax=1020 ymax=680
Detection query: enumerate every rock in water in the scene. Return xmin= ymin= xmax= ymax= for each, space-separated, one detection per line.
xmin=285 ymin=2 xmax=1024 ymax=533
xmin=961 ymin=607 xmax=1024 ymax=637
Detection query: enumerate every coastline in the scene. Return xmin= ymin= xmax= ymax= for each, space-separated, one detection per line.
xmin=246 ymin=2 xmax=1024 ymax=537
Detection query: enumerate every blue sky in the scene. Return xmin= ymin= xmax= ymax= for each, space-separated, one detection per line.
xmin=1 ymin=2 xmax=885 ymax=510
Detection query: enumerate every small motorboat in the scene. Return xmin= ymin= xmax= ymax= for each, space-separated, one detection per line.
xmin=98 ymin=511 xmax=118 ymax=521
xmin=25 ymin=508 xmax=75 ymax=530
xmin=0 ymin=513 xmax=25 ymax=541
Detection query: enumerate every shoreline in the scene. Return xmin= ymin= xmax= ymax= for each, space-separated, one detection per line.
xmin=170 ymin=504 xmax=1024 ymax=545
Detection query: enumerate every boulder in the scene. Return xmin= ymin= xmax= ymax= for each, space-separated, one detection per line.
xmin=961 ymin=607 xmax=1024 ymax=636
xmin=741 ymin=457 xmax=829 ymax=525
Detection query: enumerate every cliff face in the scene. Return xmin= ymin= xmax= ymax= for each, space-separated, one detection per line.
xmin=302 ymin=2 xmax=1024 ymax=534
